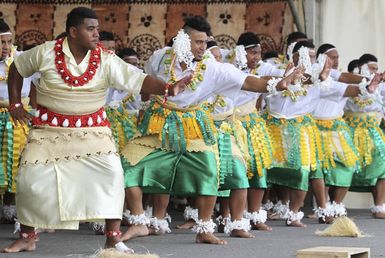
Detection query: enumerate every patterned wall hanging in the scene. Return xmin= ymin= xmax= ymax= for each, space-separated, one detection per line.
xmin=207 ymin=4 xmax=246 ymax=50
xmin=15 ymin=4 xmax=54 ymax=48
xmin=165 ymin=4 xmax=206 ymax=44
xmin=128 ymin=4 xmax=167 ymax=68
xmin=0 ymin=1 xmax=295 ymax=67
xmin=245 ymin=2 xmax=287 ymax=53
xmin=93 ymin=3 xmax=129 ymax=52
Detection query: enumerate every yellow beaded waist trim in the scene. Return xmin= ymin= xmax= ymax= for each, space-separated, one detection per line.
xmin=139 ymin=98 xmax=216 ymax=152
xmin=265 ymin=113 xmax=322 ymax=171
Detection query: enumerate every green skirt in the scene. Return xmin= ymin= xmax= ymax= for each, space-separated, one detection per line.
xmin=105 ymin=105 xmax=138 ymax=153
xmin=350 ymin=151 xmax=385 ymax=192
xmin=324 ymin=160 xmax=354 ymax=187
xmin=309 ymin=168 xmax=324 ymax=180
xmin=267 ymin=167 xmax=309 ymax=191
xmin=219 ymin=158 xmax=249 ymax=190
xmin=0 ymin=108 xmax=29 ymax=193
xmin=215 ymin=120 xmax=249 ymax=191
xmin=123 ymin=149 xmax=219 ymax=196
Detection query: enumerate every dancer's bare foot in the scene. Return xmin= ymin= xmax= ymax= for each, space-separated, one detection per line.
xmin=268 ymin=212 xmax=281 ymax=220
xmin=251 ymin=223 xmax=272 ymax=231
xmin=1 ymin=238 xmax=36 ymax=253
xmin=105 ymin=237 xmax=134 ymax=254
xmin=318 ymin=216 xmax=334 ymax=224
xmin=196 ymin=233 xmax=227 ymax=245
xmin=176 ymin=219 xmax=196 ymax=229
xmin=148 ymin=227 xmax=166 ymax=236
xmin=373 ymin=212 xmax=385 ymax=219
xmin=286 ymin=220 xmax=307 ymax=227
xmin=121 ymin=225 xmax=149 ymax=241
xmin=230 ymin=229 xmax=254 ymax=238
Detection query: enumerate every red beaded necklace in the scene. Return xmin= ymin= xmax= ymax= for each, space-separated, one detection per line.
xmin=54 ymin=37 xmax=101 ymax=87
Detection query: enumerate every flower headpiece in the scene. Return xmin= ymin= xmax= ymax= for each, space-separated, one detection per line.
xmin=173 ymin=29 xmax=194 ymax=69
xmin=234 ymin=45 xmax=248 ymax=69
xmin=298 ymin=46 xmax=312 ymax=75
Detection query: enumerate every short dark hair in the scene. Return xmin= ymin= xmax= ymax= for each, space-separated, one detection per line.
xmin=237 ymin=32 xmax=260 ymax=48
xmin=99 ymin=31 xmax=114 ymax=41
xmin=66 ymin=7 xmax=98 ymax=33
xmin=0 ymin=19 xmax=10 ymax=33
xmin=118 ymin=48 xmax=138 ymax=59
xmin=207 ymin=40 xmax=218 ymax=49
xmin=292 ymin=40 xmax=315 ymax=54
xmin=347 ymin=59 xmax=359 ymax=73
xmin=316 ymin=43 xmax=336 ymax=58
xmin=183 ymin=16 xmax=212 ymax=36
xmin=358 ymin=53 xmax=377 ymax=67
xmin=263 ymin=51 xmax=279 ymax=61
xmin=287 ymin=31 xmax=307 ymax=46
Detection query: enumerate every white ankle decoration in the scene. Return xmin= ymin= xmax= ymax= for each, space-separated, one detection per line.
xmin=224 ymin=218 xmax=251 ymax=235
xmin=183 ymin=206 xmax=198 ymax=222
xmin=245 ymin=209 xmax=267 ymax=224
xmin=314 ymin=204 xmax=334 ymax=220
xmin=149 ymin=217 xmax=171 ymax=234
xmin=115 ymin=242 xmax=134 ymax=254
xmin=126 ymin=212 xmax=150 ymax=226
xmin=370 ymin=204 xmax=385 ymax=213
xmin=13 ymin=220 xmax=21 ymax=234
xmin=123 ymin=209 xmax=130 ymax=219
xmin=332 ymin=202 xmax=347 ymax=217
xmin=286 ymin=211 xmax=304 ymax=225
xmin=144 ymin=206 xmax=153 ymax=218
xmin=91 ymin=222 xmax=105 ymax=233
xmin=215 ymin=215 xmax=231 ymax=225
xmin=262 ymin=200 xmax=274 ymax=211
xmin=2 ymin=205 xmax=17 ymax=221
xmin=192 ymin=219 xmax=216 ymax=234
xmin=273 ymin=201 xmax=290 ymax=219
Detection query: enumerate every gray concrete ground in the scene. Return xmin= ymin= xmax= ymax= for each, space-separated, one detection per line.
xmin=0 ymin=209 xmax=384 ymax=258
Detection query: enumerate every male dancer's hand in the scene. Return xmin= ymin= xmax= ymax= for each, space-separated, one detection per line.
xmin=9 ymin=106 xmax=33 ymax=125
xmin=276 ymin=66 xmax=305 ymax=91
xmin=172 ymin=74 xmax=193 ymax=96
xmin=319 ymin=57 xmax=332 ymax=81
xmin=367 ymin=73 xmax=383 ymax=93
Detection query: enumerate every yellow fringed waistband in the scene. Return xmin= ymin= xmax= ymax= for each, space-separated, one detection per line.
xmin=154 ymin=96 xmax=199 ymax=112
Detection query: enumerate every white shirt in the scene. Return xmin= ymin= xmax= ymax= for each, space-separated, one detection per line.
xmin=266 ymin=80 xmax=347 ymax=119
xmin=344 ymin=83 xmax=385 ymax=113
xmin=0 ymin=50 xmax=33 ymax=100
xmin=312 ymin=81 xmax=349 ymax=119
xmin=145 ymin=47 xmax=247 ymax=108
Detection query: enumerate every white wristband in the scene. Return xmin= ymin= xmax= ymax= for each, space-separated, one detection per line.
xmin=267 ymin=77 xmax=281 ymax=95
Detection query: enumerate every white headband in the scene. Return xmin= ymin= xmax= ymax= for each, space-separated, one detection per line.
xmin=207 ymin=45 xmax=219 ymax=51
xmin=244 ymin=44 xmax=261 ymax=49
xmin=125 ymin=56 xmax=138 ymax=61
xmin=324 ymin=47 xmax=337 ymax=54
xmin=0 ymin=31 xmax=12 ymax=36
xmin=367 ymin=61 xmax=378 ymax=65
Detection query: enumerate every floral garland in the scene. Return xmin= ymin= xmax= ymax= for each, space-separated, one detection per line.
xmin=163 ymin=48 xmax=207 ymax=91
xmin=0 ymin=46 xmax=17 ymax=81
xmin=204 ymin=95 xmax=226 ymax=113
xmin=54 ymin=37 xmax=101 ymax=87
xmin=281 ymin=82 xmax=311 ymax=102
xmin=352 ymin=97 xmax=374 ymax=109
